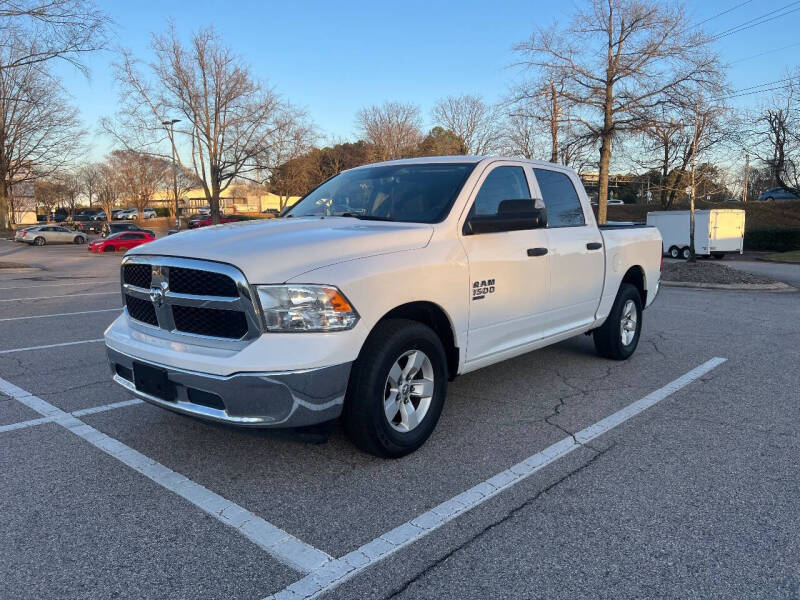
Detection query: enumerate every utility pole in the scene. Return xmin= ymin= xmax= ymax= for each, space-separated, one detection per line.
xmin=162 ymin=119 xmax=181 ymax=230
xmin=743 ymin=154 xmax=750 ymax=203
xmin=688 ymin=110 xmax=699 ymax=263
xmin=549 ymin=80 xmax=559 ymax=163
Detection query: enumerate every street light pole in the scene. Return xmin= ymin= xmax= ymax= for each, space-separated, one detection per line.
xmin=162 ymin=119 xmax=181 ymax=230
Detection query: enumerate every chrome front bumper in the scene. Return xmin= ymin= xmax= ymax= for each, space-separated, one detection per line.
xmin=107 ymin=347 xmax=351 ymax=428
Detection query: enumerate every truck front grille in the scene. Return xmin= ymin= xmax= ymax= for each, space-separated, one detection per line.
xmin=123 ymin=263 xmax=152 ymax=289
xmin=120 ymin=256 xmax=259 ymax=342
xmin=125 ymin=294 xmax=158 ymax=326
xmin=172 ymin=305 xmax=248 ymax=338
xmin=168 ymin=267 xmax=238 ymax=297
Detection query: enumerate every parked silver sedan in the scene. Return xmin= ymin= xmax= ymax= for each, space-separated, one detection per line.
xmin=17 ymin=225 xmax=87 ymax=246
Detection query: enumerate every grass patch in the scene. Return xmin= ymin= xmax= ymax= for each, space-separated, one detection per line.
xmin=762 ymin=250 xmax=800 ymax=264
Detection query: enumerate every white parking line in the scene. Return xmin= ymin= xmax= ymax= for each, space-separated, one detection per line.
xmin=0 ymin=280 xmax=117 ymax=290
xmin=0 ymin=375 xmax=333 ymax=574
xmin=0 ymin=308 xmax=121 ymax=322
xmin=0 ymin=291 xmax=119 ymax=302
xmin=0 ymin=339 xmax=105 ymax=355
xmin=264 ymin=357 xmax=727 ymax=600
xmin=0 ymin=399 xmax=143 ymax=433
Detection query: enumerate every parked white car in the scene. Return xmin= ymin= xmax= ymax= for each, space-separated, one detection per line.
xmin=17 ymin=225 xmax=86 ymax=245
xmin=122 ymin=208 xmax=156 ymax=220
xmin=646 ymin=209 xmax=745 ymax=259
xmin=106 ymin=156 xmax=663 ymax=457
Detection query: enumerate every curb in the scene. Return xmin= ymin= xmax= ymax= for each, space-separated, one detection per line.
xmin=662 ymin=280 xmax=795 ymax=291
xmin=0 ymin=267 xmax=41 ymax=273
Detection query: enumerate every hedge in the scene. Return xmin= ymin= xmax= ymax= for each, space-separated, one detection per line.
xmin=744 ymin=228 xmax=800 ymax=252
xmin=155 ymin=207 xmax=171 ymax=217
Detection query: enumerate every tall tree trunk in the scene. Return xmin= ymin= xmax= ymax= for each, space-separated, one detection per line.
xmin=549 ymin=80 xmax=558 ymax=163
xmin=660 ymin=141 xmax=669 ymax=209
xmin=597 ymin=10 xmax=614 ymax=226
xmin=0 ymin=179 xmax=9 ymax=230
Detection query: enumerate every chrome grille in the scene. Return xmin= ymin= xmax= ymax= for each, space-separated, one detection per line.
xmin=123 ymin=263 xmax=151 ymax=289
xmin=168 ymin=267 xmax=238 ymax=297
xmin=125 ymin=294 xmax=158 ymax=326
xmin=120 ymin=255 xmax=261 ymax=343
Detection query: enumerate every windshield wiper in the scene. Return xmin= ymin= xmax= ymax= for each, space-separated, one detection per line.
xmin=338 ymin=213 xmax=394 ymax=221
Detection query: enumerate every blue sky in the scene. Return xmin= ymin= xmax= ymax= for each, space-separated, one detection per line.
xmin=55 ymin=0 xmax=800 ymax=160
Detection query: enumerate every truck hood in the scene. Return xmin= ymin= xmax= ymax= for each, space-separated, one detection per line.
xmin=129 ymin=216 xmax=434 ymax=283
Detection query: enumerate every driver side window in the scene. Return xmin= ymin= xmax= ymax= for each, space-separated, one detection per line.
xmin=470 ymin=166 xmax=531 ymax=217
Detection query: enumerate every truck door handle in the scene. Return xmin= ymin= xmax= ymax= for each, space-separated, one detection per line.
xmin=586 ymin=242 xmax=603 ymax=250
xmin=527 ymin=247 xmax=548 ymax=257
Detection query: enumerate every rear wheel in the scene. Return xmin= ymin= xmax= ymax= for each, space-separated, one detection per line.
xmin=593 ymin=283 xmax=643 ymax=360
xmin=33 ymin=236 xmax=46 ymax=246
xmin=668 ymin=246 xmax=680 ymax=259
xmin=681 ymin=246 xmax=691 ymax=259
xmin=343 ymin=319 xmax=447 ymax=458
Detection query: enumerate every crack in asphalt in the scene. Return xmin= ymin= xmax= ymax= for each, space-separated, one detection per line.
xmin=381 ymin=445 xmax=614 ymax=600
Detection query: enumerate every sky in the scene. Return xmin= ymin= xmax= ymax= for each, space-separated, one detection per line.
xmin=54 ymin=0 xmax=800 ymax=162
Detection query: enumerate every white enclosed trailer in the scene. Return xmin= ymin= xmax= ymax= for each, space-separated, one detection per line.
xmin=646 ymin=209 xmax=745 ymax=259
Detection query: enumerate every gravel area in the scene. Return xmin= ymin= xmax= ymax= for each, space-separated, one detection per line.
xmin=0 ymin=261 xmax=30 ymax=269
xmin=662 ymin=260 xmax=779 ymax=285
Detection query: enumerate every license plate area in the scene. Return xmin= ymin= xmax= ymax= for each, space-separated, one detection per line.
xmin=133 ymin=362 xmax=176 ymax=402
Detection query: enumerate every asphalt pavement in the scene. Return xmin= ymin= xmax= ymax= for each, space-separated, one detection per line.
xmin=1 ymin=238 xmax=799 ymax=599
xmin=726 ymin=259 xmax=800 ymax=288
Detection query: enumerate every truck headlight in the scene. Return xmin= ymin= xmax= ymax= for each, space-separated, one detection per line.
xmin=256 ymin=285 xmax=359 ymax=332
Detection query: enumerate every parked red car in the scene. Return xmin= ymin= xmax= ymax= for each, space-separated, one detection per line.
xmin=88 ymin=231 xmax=155 ymax=253
xmin=187 ymin=214 xmax=247 ymax=228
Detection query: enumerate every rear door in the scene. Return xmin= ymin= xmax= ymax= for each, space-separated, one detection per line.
xmin=461 ymin=162 xmax=551 ymax=362
xmin=532 ymin=167 xmax=605 ymax=334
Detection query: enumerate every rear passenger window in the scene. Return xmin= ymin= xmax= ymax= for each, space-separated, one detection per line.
xmin=471 ymin=166 xmax=530 ymax=217
xmin=533 ymin=168 xmax=585 ymax=227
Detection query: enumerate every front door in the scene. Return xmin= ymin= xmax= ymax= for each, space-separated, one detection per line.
xmin=461 ymin=163 xmax=551 ymax=363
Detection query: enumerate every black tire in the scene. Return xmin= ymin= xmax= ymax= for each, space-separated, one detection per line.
xmin=681 ymin=246 xmax=691 ymax=260
xmin=711 ymin=252 xmax=725 ymax=259
xmin=668 ymin=246 xmax=680 ymax=259
xmin=103 ymin=245 xmax=115 ymax=253
xmin=765 ymin=196 xmax=774 ymax=202
xmin=593 ymin=283 xmax=643 ymax=361
xmin=33 ymin=236 xmax=45 ymax=246
xmin=343 ymin=319 xmax=448 ymax=458
xmin=73 ymin=235 xmax=85 ymax=244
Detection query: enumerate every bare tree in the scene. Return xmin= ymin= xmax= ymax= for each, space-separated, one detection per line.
xmin=500 ymin=114 xmax=539 ymax=159
xmin=356 ymin=101 xmax=423 ymax=162
xmin=0 ymin=38 xmax=85 ymax=227
xmin=0 ymin=0 xmax=109 ymax=75
xmin=59 ymin=170 xmax=82 ymax=218
xmin=635 ymin=92 xmax=731 ymax=210
xmin=95 ymin=162 xmax=121 ymax=222
xmin=515 ymin=0 xmax=721 ymax=223
xmin=107 ymin=25 xmax=309 ymax=224
xmin=109 ymin=150 xmax=167 ymax=218
xmin=432 ymin=94 xmax=501 ymax=155
xmin=79 ymin=162 xmax=101 ymax=208
xmin=747 ymin=76 xmax=800 ymax=191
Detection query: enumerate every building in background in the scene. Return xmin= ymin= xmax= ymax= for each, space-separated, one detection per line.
xmin=150 ymin=184 xmax=300 ymax=215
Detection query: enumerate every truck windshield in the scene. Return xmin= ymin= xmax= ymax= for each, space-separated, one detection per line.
xmin=284 ymin=163 xmax=476 ymax=223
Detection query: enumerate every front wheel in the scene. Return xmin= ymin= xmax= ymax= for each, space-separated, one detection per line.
xmin=73 ymin=235 xmax=85 ymax=244
xmin=593 ymin=283 xmax=643 ymax=360
xmin=343 ymin=319 xmax=447 ymax=458
xmin=668 ymin=246 xmax=680 ymax=259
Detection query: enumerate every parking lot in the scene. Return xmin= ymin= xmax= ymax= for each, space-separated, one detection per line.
xmin=2 ymin=238 xmax=799 ymax=600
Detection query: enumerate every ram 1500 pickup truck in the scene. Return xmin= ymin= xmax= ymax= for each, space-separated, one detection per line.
xmin=105 ymin=156 xmax=662 ymax=457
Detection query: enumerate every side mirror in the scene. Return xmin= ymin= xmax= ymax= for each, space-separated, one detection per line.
xmin=464 ymin=200 xmax=547 ymax=235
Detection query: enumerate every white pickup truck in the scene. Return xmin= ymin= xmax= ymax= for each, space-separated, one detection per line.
xmin=105 ymin=156 xmax=662 ymax=457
